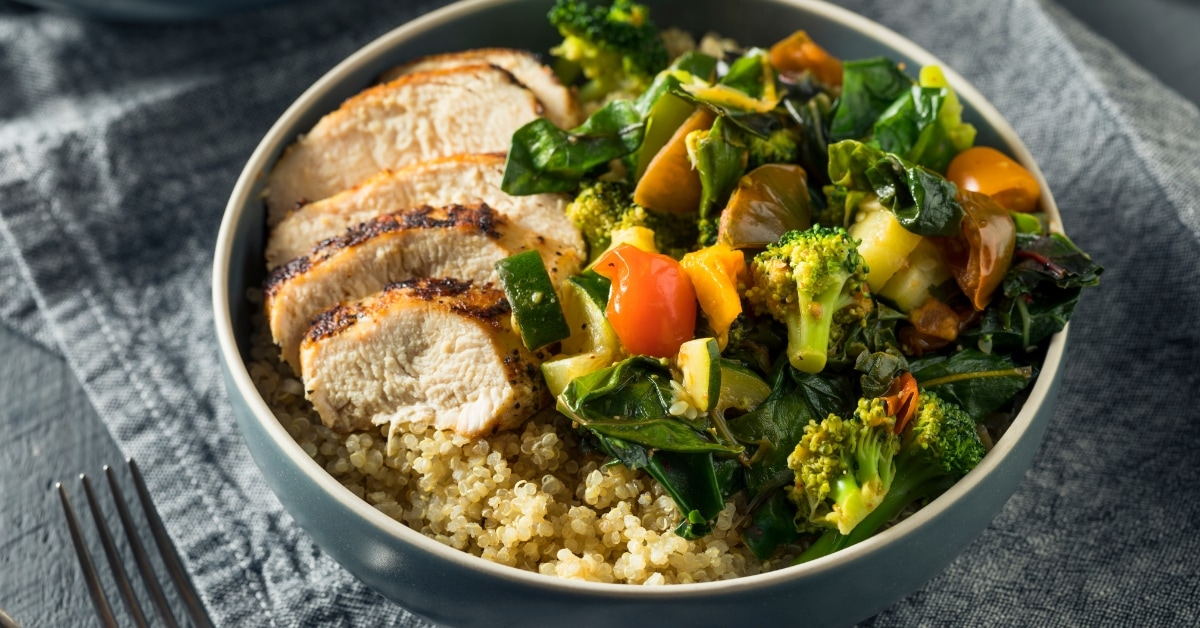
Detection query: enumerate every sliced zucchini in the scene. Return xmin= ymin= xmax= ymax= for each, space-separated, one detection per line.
xmin=715 ymin=359 xmax=771 ymax=413
xmin=496 ymin=250 xmax=571 ymax=351
xmin=543 ymin=273 xmax=618 ymax=397
xmin=676 ymin=337 xmax=721 ymax=412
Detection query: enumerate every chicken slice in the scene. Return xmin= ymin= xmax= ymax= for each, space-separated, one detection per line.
xmin=265 ymin=64 xmax=543 ymax=224
xmin=300 ymin=278 xmax=545 ymax=436
xmin=265 ymin=203 xmax=527 ymax=372
xmin=265 ymin=153 xmax=584 ymax=276
xmin=380 ymin=48 xmax=582 ymax=129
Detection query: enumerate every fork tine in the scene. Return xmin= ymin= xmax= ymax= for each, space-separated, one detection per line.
xmin=128 ymin=459 xmax=215 ymax=628
xmin=105 ymin=465 xmax=179 ymax=628
xmin=81 ymin=474 xmax=150 ymax=628
xmin=56 ymin=482 xmax=118 ymax=628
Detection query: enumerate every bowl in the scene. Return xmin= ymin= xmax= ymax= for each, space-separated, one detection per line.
xmin=212 ymin=0 xmax=1068 ymax=625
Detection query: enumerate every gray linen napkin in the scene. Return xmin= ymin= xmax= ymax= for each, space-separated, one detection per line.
xmin=1 ymin=0 xmax=1197 ymax=625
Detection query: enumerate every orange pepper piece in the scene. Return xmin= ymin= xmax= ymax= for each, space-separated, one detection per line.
xmin=680 ymin=244 xmax=747 ymax=349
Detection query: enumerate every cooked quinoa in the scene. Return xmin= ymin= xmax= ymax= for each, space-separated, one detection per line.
xmin=245 ymin=288 xmax=795 ymax=583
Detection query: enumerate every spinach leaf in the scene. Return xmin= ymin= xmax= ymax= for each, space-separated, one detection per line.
xmin=501 ymin=99 xmax=644 ymax=195
xmin=557 ymin=357 xmax=742 ymax=455
xmin=728 ymin=362 xmax=855 ymax=495
xmin=827 ymin=140 xmax=963 ymax=236
xmin=872 ymin=66 xmax=976 ymax=173
xmin=595 ymin=436 xmax=725 ymax=539
xmin=726 ymin=362 xmax=855 ymax=558
xmin=743 ymin=490 xmax=800 ymax=560
xmin=634 ymin=51 xmax=720 ymax=117
xmin=830 ymin=57 xmax=913 ymax=142
xmin=689 ymin=116 xmax=747 ymax=219
xmin=961 ymin=233 xmax=1103 ymax=352
xmin=783 ymin=91 xmax=835 ymax=187
xmin=720 ymin=48 xmax=773 ymax=99
xmin=909 ymin=349 xmax=1033 ymax=421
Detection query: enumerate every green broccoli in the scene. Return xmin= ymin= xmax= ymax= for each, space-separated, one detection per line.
xmin=796 ymin=390 xmax=987 ymax=562
xmin=787 ymin=397 xmax=900 ymax=535
xmin=743 ymin=226 xmax=873 ymax=374
xmin=746 ymin=127 xmax=801 ymax=170
xmin=548 ymin=0 xmax=669 ymax=102
xmin=564 ymin=180 xmax=698 ymax=260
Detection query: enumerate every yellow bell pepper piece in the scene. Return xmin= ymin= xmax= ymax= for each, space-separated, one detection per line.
xmin=680 ymin=243 xmax=746 ymax=349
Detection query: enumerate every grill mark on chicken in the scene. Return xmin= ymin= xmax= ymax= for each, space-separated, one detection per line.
xmin=391 ymin=277 xmax=513 ymax=324
xmin=298 ymin=281 xmax=546 ymax=436
xmin=263 ymin=203 xmax=502 ymax=301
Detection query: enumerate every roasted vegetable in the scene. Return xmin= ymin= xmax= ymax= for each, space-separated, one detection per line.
xmin=946 ymin=145 xmax=1041 ymax=213
xmin=593 ymin=244 xmax=697 ymax=358
xmin=744 ymin=226 xmax=873 ymax=374
xmin=797 ymin=390 xmax=985 ymax=562
xmin=548 ymin=0 xmax=669 ymax=101
xmin=564 ymin=180 xmax=698 ymax=260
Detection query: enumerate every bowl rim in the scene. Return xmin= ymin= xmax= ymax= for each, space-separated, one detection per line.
xmin=213 ymin=0 xmax=1068 ymax=596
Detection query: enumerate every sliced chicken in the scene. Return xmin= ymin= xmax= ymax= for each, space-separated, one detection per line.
xmin=380 ymin=48 xmax=582 ymax=129
xmin=265 ymin=203 xmax=528 ymax=372
xmin=265 ymin=64 xmax=543 ymax=224
xmin=265 ymin=153 xmax=584 ymax=276
xmin=300 ymin=278 xmax=545 ymax=436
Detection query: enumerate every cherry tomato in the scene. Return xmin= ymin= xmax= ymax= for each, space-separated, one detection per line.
xmin=934 ymin=190 xmax=1016 ymax=311
xmin=593 ymin=244 xmax=697 ymax=358
xmin=946 ymin=146 xmax=1040 ymax=213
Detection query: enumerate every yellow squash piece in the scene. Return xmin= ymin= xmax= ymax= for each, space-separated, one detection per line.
xmin=848 ymin=197 xmax=923 ymax=291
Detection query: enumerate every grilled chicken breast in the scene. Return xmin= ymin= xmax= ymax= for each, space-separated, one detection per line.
xmin=265 ymin=64 xmax=543 ymax=224
xmin=300 ymin=278 xmax=545 ymax=436
xmin=265 ymin=204 xmax=528 ymax=372
xmin=380 ymin=48 xmax=582 ymax=129
xmin=265 ymin=153 xmax=584 ymax=274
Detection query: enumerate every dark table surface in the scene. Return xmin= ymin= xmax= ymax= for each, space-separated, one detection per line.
xmin=2 ymin=1 xmax=1198 ymax=626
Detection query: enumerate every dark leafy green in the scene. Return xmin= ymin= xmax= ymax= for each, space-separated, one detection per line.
xmin=595 ymin=436 xmax=724 ymax=539
xmin=830 ymin=57 xmax=913 ymax=142
xmin=783 ymin=91 xmax=835 ymax=188
xmin=691 ymin=116 xmax=747 ymax=219
xmin=502 ymin=99 xmax=644 ymax=195
xmin=909 ymin=349 xmax=1033 ymax=421
xmin=725 ymin=361 xmax=855 ymax=557
xmin=720 ymin=48 xmax=773 ymax=99
xmin=633 ymin=51 xmax=719 ymax=116
xmin=873 ymin=86 xmax=969 ymax=173
xmin=962 ymin=232 xmax=1103 ymax=352
xmin=557 ymin=357 xmax=743 ymax=454
xmin=828 ymin=140 xmax=963 ymax=236
xmin=743 ymin=489 xmax=799 ymax=559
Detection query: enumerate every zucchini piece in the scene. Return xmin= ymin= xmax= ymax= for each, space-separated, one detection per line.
xmin=495 ymin=251 xmax=570 ymax=351
xmin=676 ymin=337 xmax=721 ymax=412
xmin=715 ymin=359 xmax=771 ymax=413
xmin=543 ymin=273 xmax=619 ymax=397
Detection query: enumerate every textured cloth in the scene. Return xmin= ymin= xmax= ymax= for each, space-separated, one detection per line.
xmin=1 ymin=0 xmax=1197 ymax=625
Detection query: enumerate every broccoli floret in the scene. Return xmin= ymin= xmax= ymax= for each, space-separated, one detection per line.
xmin=565 ymin=180 xmax=698 ymax=260
xmin=796 ymin=390 xmax=986 ymax=562
xmin=787 ymin=397 xmax=900 ymax=535
xmin=746 ymin=127 xmax=801 ymax=170
xmin=743 ymin=226 xmax=873 ymax=373
xmin=548 ymin=0 xmax=669 ymax=102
